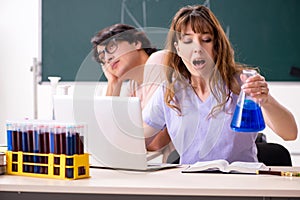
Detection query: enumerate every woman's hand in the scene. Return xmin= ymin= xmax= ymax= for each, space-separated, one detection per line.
xmin=241 ymin=73 xmax=269 ymax=104
xmin=241 ymin=72 xmax=297 ymax=140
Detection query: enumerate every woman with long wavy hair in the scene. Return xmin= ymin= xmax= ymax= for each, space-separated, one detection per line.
xmin=143 ymin=5 xmax=297 ymax=164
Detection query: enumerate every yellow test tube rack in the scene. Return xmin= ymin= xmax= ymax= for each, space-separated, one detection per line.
xmin=6 ymin=151 xmax=90 ymax=180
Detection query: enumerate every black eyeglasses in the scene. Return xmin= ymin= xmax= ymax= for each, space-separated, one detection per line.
xmin=97 ymin=38 xmax=119 ymax=64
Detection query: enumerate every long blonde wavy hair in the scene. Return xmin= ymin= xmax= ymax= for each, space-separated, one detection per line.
xmin=164 ymin=5 xmax=244 ymax=116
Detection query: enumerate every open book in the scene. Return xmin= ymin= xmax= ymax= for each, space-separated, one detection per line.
xmin=182 ymin=159 xmax=268 ymax=174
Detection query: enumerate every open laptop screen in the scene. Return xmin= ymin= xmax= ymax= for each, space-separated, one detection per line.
xmin=54 ymin=96 xmax=148 ymax=170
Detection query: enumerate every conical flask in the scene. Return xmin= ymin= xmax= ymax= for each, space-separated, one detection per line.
xmin=230 ymin=69 xmax=265 ymax=132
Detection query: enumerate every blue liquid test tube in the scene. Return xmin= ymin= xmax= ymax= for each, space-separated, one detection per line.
xmin=66 ymin=124 xmax=74 ymax=178
xmin=49 ymin=123 xmax=55 ymax=154
xmin=6 ymin=122 xmax=13 ymax=151
xmin=73 ymin=124 xmax=78 ymax=155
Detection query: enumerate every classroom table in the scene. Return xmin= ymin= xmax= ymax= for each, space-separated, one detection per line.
xmin=0 ymin=166 xmax=300 ymax=200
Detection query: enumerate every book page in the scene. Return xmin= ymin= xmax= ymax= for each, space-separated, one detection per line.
xmin=226 ymin=162 xmax=268 ymax=173
xmin=182 ymin=160 xmax=268 ymax=174
xmin=183 ymin=159 xmax=229 ymax=172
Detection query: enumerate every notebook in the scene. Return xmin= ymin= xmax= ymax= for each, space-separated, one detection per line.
xmin=53 ymin=95 xmax=178 ymax=171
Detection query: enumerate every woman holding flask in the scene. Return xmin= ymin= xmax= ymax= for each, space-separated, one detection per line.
xmin=142 ymin=5 xmax=297 ymax=164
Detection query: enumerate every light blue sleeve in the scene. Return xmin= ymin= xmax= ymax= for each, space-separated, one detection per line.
xmin=142 ymin=84 xmax=166 ymax=131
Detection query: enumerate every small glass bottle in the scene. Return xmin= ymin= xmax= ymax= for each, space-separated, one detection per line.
xmin=230 ymin=69 xmax=266 ymax=132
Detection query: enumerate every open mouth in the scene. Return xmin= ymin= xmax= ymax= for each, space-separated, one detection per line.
xmin=192 ymin=59 xmax=206 ymax=67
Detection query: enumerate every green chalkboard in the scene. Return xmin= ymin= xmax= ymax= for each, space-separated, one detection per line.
xmin=42 ymin=0 xmax=300 ymax=82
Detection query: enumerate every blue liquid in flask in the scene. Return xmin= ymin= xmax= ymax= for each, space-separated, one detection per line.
xmin=230 ymin=99 xmax=265 ymax=132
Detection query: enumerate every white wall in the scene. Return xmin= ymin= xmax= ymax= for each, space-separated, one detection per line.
xmin=0 ymin=0 xmax=38 ymax=135
xmin=1 ymin=0 xmax=300 ymax=165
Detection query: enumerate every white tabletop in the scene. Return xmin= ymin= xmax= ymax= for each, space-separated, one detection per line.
xmin=0 ymin=166 xmax=300 ymax=198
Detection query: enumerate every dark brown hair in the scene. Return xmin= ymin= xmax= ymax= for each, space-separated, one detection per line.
xmin=91 ymin=24 xmax=156 ymax=64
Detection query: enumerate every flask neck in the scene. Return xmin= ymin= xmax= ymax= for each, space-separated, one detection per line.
xmin=242 ymin=69 xmax=257 ymax=80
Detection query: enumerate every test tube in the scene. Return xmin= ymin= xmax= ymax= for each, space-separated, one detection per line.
xmin=77 ymin=123 xmax=86 ymax=175
xmin=39 ymin=124 xmax=50 ymax=174
xmin=11 ymin=122 xmax=23 ymax=171
xmin=38 ymin=124 xmax=45 ymax=174
xmin=11 ymin=122 xmax=18 ymax=171
xmin=72 ymin=124 xmax=78 ymax=155
xmin=21 ymin=123 xmax=29 ymax=173
xmin=77 ymin=124 xmax=85 ymax=154
xmin=66 ymin=124 xmax=74 ymax=178
xmin=53 ymin=125 xmax=61 ymax=175
xmin=43 ymin=124 xmax=50 ymax=155
xmin=11 ymin=123 xmax=18 ymax=152
xmin=66 ymin=124 xmax=75 ymax=156
xmin=6 ymin=121 xmax=13 ymax=151
xmin=16 ymin=123 xmax=23 ymax=152
xmin=60 ymin=125 xmax=66 ymax=155
xmin=49 ymin=123 xmax=55 ymax=154
xmin=44 ymin=124 xmax=50 ymax=174
xmin=33 ymin=123 xmax=40 ymax=173
xmin=26 ymin=123 xmax=34 ymax=173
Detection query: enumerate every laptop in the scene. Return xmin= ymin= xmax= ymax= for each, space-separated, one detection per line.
xmin=53 ymin=95 xmax=178 ymax=171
